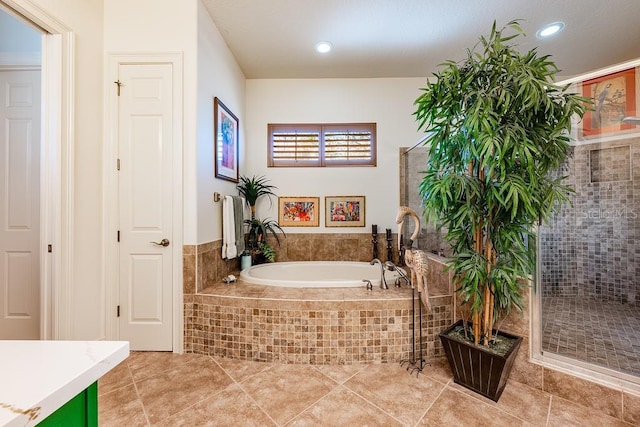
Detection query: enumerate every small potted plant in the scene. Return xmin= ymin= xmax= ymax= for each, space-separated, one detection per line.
xmin=237 ymin=175 xmax=285 ymax=264
xmin=414 ymin=20 xmax=588 ymax=401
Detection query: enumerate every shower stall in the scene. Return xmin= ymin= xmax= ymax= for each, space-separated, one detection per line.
xmin=401 ymin=133 xmax=640 ymax=382
xmin=538 ymin=138 xmax=640 ymax=378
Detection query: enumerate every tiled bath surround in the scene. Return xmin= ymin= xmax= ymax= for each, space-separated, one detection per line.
xmin=184 ymin=287 xmax=452 ymax=364
xmin=183 ymin=241 xmax=453 ymax=364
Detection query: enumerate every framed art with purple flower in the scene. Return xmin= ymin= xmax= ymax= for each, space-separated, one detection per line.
xmin=214 ymin=97 xmax=239 ymax=182
xmin=325 ymin=196 xmax=365 ymax=227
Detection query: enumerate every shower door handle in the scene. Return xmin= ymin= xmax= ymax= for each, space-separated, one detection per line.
xmin=151 ymin=238 xmax=170 ymax=247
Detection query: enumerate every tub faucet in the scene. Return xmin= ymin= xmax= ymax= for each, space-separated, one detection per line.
xmin=385 ymin=261 xmax=410 ymax=287
xmin=370 ymin=258 xmax=388 ymax=290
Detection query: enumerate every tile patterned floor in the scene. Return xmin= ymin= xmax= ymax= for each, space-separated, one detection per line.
xmin=98 ymin=352 xmax=634 ymax=426
xmin=542 ymin=296 xmax=640 ymax=376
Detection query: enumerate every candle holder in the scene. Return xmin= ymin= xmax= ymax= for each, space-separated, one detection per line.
xmin=371 ymin=224 xmax=379 ymax=260
xmin=385 ymin=228 xmax=393 ymax=263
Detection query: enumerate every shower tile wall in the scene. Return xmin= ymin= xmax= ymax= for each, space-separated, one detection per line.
xmin=541 ymin=138 xmax=639 ymax=304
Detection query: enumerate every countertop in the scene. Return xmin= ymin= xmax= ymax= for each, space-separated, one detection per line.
xmin=0 ymin=340 xmax=129 ymax=426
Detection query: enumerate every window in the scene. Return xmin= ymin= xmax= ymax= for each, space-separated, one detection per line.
xmin=268 ymin=123 xmax=377 ymax=167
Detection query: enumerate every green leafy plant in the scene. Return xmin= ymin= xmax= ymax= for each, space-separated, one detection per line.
xmin=259 ymin=242 xmax=276 ymax=263
xmin=414 ymin=20 xmax=589 ymax=346
xmin=244 ymin=217 xmax=285 ymax=251
xmin=237 ymin=175 xmax=278 ymax=220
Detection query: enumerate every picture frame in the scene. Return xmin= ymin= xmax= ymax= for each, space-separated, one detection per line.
xmin=581 ymin=68 xmax=637 ymax=138
xmin=278 ymin=197 xmax=320 ymax=227
xmin=214 ymin=97 xmax=239 ymax=182
xmin=325 ymin=196 xmax=365 ymax=227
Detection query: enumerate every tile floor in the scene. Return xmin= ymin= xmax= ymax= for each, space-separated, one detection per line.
xmin=542 ymin=296 xmax=640 ymax=376
xmin=98 ymin=351 xmax=634 ymax=426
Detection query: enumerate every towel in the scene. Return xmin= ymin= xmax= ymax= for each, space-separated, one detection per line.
xmin=222 ymin=196 xmax=237 ymax=259
xmin=232 ymin=196 xmax=245 ymax=255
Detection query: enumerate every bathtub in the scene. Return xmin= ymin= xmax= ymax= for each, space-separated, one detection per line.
xmin=239 ymin=261 xmax=406 ymax=288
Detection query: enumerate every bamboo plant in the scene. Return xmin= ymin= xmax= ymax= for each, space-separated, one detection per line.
xmin=414 ymin=21 xmax=588 ymax=346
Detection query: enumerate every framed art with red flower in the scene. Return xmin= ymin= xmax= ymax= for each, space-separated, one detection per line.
xmin=278 ymin=197 xmax=320 ymax=227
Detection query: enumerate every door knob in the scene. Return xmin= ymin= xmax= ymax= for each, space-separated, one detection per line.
xmin=151 ymin=238 xmax=170 ymax=247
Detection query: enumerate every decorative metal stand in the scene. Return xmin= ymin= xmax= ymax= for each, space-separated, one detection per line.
xmin=371 ymin=224 xmax=379 ymax=260
xmin=399 ymin=285 xmax=427 ymax=376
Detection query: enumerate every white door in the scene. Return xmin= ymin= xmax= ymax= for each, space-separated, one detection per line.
xmin=0 ymin=69 xmax=41 ymax=339
xmin=118 ymin=64 xmax=173 ymax=351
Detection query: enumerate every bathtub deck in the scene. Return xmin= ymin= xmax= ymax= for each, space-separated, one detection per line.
xmin=200 ymin=274 xmax=451 ymax=301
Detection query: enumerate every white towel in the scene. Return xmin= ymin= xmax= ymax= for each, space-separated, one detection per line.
xmin=222 ymin=195 xmax=238 ymax=259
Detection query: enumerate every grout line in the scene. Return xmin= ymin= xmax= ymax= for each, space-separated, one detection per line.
xmin=280 ymin=385 xmax=345 ymax=426
xmin=309 ymin=363 xmax=367 ymax=385
xmin=413 ymin=378 xmax=450 ymax=426
xmin=228 ymin=366 xmax=280 ymax=426
xmin=340 ymin=384 xmax=407 ymax=427
xmin=545 ymin=395 xmax=553 ymax=427
xmin=127 ymin=358 xmax=151 ymax=427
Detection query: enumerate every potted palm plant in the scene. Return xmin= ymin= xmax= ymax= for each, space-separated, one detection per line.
xmin=414 ymin=21 xmax=588 ymax=401
xmin=237 ymin=175 xmax=284 ymax=264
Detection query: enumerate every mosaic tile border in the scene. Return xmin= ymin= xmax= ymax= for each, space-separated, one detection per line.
xmin=184 ymin=291 xmax=453 ymax=364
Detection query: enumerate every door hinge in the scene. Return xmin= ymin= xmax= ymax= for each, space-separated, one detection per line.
xmin=117 ymin=230 xmax=120 ymax=242
xmin=117 ymin=305 xmax=120 ymax=317
xmin=47 ymin=244 xmax=52 ymax=253
xmin=114 ymin=80 xmax=123 ymax=96
xmin=117 ymin=158 xmax=120 ymax=170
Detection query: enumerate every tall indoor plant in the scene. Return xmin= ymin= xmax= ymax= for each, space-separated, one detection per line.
xmin=414 ymin=21 xmax=588 ymax=399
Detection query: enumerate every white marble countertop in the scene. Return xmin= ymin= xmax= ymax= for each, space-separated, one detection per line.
xmin=0 ymin=340 xmax=129 ymax=427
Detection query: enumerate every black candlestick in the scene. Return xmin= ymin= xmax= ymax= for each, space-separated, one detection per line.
xmin=385 ymin=228 xmax=393 ymax=263
xmin=372 ymin=224 xmax=378 ymax=260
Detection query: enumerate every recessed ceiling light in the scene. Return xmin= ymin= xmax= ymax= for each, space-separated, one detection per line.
xmin=315 ymin=41 xmax=333 ymax=54
xmin=536 ymin=22 xmax=565 ymax=38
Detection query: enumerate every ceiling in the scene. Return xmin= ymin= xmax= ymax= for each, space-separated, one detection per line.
xmin=203 ymin=0 xmax=640 ymax=80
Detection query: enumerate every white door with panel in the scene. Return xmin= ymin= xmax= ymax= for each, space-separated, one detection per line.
xmin=117 ymin=64 xmax=173 ymax=351
xmin=0 ymin=69 xmax=41 ymax=339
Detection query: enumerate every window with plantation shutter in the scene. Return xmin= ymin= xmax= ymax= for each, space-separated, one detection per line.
xmin=268 ymin=123 xmax=376 ymax=167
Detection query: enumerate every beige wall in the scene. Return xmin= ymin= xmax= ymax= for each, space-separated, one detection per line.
xmin=245 ymin=77 xmax=426 ymax=234
xmin=196 ymin=1 xmax=246 ymax=244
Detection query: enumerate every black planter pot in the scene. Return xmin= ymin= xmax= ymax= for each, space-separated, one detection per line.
xmin=439 ymin=319 xmax=522 ymax=402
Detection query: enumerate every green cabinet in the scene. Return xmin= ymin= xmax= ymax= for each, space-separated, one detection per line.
xmin=37 ymin=382 xmax=97 ymax=426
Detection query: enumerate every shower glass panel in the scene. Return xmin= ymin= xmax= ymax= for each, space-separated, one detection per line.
xmin=539 ymin=138 xmax=640 ymax=377
xmin=400 ymin=146 xmax=449 ymax=256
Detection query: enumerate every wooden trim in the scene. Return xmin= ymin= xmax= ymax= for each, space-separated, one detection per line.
xmin=268 ymin=122 xmax=376 ymax=167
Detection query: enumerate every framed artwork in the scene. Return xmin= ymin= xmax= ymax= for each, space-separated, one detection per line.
xmin=581 ymin=68 xmax=637 ymax=138
xmin=214 ymin=97 xmax=239 ymax=182
xmin=278 ymin=197 xmax=320 ymax=227
xmin=325 ymin=196 xmax=365 ymax=227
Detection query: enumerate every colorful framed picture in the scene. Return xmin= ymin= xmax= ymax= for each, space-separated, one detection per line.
xmin=581 ymin=68 xmax=637 ymax=138
xmin=214 ymin=97 xmax=239 ymax=182
xmin=325 ymin=196 xmax=365 ymax=227
xmin=278 ymin=197 xmax=320 ymax=227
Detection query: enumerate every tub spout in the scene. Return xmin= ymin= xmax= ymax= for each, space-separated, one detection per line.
xmin=370 ymin=258 xmax=388 ymax=290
